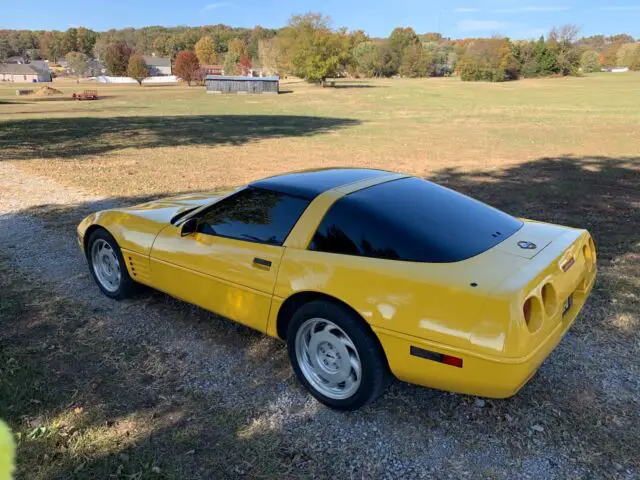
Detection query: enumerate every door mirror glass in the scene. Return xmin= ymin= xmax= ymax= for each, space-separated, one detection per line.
xmin=180 ymin=217 xmax=199 ymax=237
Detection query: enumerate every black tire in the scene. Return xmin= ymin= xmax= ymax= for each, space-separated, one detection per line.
xmin=287 ymin=299 xmax=391 ymax=410
xmin=86 ymin=228 xmax=138 ymax=300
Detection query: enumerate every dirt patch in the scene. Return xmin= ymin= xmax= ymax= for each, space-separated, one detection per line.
xmin=33 ymin=85 xmax=63 ymax=97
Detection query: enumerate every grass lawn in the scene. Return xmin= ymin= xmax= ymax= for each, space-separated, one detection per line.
xmin=1 ymin=74 xmax=639 ymax=479
xmin=1 ymin=74 xmax=639 ymax=196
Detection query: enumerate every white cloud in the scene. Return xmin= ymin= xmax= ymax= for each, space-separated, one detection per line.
xmin=456 ymin=20 xmax=514 ymax=31
xmin=454 ymin=7 xmax=481 ymax=13
xmin=202 ymin=2 xmax=231 ymax=11
xmin=599 ymin=5 xmax=640 ymax=11
xmin=494 ymin=6 xmax=571 ymax=13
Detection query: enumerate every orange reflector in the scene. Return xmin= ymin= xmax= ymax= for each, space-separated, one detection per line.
xmin=442 ymin=355 xmax=463 ymax=368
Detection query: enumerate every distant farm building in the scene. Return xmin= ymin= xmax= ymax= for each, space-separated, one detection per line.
xmin=0 ymin=63 xmax=51 ymax=83
xmin=201 ymin=65 xmax=224 ymax=76
xmin=5 ymin=56 xmax=26 ymax=64
xmin=205 ymin=75 xmax=279 ymax=94
xmin=143 ymin=55 xmax=172 ymax=76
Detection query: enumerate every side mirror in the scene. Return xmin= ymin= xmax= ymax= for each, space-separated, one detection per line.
xmin=180 ymin=217 xmax=199 ymax=237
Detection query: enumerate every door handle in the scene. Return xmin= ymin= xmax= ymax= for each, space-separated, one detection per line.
xmin=253 ymin=257 xmax=272 ymax=268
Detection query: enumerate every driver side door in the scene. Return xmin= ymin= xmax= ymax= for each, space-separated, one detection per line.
xmin=149 ymin=187 xmax=309 ymax=333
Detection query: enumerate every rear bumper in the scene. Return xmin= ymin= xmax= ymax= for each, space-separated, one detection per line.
xmin=375 ymin=267 xmax=596 ymax=398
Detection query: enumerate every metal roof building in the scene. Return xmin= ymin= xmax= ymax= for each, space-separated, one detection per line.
xmin=205 ymin=75 xmax=279 ymax=94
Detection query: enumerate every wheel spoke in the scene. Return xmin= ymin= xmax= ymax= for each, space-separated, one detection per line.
xmin=91 ymin=238 xmax=121 ymax=293
xmin=294 ymin=317 xmax=362 ymax=401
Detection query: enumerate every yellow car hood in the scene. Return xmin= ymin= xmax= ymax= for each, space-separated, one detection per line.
xmin=119 ymin=192 xmax=221 ymax=224
xmin=78 ymin=192 xmax=222 ymax=255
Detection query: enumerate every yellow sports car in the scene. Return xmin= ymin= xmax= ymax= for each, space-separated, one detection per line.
xmin=78 ymin=169 xmax=596 ymax=410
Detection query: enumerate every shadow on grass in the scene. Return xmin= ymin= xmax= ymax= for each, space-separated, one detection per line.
xmin=1 ymin=155 xmax=639 ymax=478
xmin=0 ymin=114 xmax=361 ymax=160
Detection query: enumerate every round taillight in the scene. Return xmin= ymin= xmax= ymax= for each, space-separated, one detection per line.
xmin=589 ymin=237 xmax=596 ymax=264
xmin=523 ymin=298 xmax=532 ymax=324
xmin=583 ymin=244 xmax=593 ymax=267
xmin=523 ymin=297 xmax=543 ymax=333
xmin=541 ymin=283 xmax=558 ymax=317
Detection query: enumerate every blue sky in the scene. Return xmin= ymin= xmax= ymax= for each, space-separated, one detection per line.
xmin=2 ymin=0 xmax=639 ymax=39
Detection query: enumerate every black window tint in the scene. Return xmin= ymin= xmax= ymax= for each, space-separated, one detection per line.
xmin=199 ymin=188 xmax=309 ymax=245
xmin=310 ymin=177 xmax=523 ymax=263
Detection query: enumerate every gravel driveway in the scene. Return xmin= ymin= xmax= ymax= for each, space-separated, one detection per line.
xmin=1 ymin=162 xmax=637 ymax=479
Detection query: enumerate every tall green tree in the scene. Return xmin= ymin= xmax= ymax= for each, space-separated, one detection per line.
xmin=534 ymin=36 xmax=558 ymax=75
xmin=223 ymin=51 xmax=240 ymax=75
xmin=352 ymin=41 xmax=383 ymax=77
xmin=548 ymin=25 xmax=581 ymax=76
xmin=66 ymin=51 xmax=89 ymax=82
xmin=388 ymin=27 xmax=420 ymax=73
xmin=279 ymin=13 xmax=352 ymax=84
xmin=105 ymin=42 xmax=132 ymax=76
xmin=580 ymin=50 xmax=600 ymax=73
xmin=76 ymin=27 xmax=97 ymax=56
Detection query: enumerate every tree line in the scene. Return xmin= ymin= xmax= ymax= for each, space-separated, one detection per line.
xmin=1 ymin=14 xmax=638 ymax=84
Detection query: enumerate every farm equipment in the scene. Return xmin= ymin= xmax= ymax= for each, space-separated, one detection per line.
xmin=72 ymin=90 xmax=98 ymax=100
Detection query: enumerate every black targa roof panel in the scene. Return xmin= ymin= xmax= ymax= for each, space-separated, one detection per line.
xmin=250 ymin=168 xmax=390 ymax=200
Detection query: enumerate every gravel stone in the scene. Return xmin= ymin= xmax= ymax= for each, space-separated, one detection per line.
xmin=0 ymin=162 xmax=638 ymax=479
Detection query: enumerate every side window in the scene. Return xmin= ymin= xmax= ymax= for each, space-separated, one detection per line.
xmin=198 ymin=188 xmax=309 ymax=246
xmin=309 ymin=199 xmax=402 ymax=260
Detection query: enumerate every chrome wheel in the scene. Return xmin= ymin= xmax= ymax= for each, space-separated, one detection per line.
xmin=91 ymin=239 xmax=121 ymax=293
xmin=294 ymin=317 xmax=362 ymax=400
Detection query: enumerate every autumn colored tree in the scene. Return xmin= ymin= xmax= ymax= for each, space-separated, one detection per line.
xmin=458 ymin=38 xmax=517 ymax=82
xmin=105 ymin=42 xmax=132 ymax=76
xmin=174 ymin=50 xmax=200 ymax=85
xmin=399 ymin=44 xmax=433 ymax=77
xmin=616 ymin=42 xmax=640 ymax=67
xmin=239 ymin=55 xmax=252 ymax=75
xmin=195 ymin=36 xmax=217 ymax=65
xmin=227 ymin=38 xmax=248 ymax=58
xmin=127 ymin=53 xmax=148 ymax=85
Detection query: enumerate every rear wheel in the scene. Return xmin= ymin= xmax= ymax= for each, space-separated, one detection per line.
xmin=287 ymin=300 xmax=390 ymax=410
xmin=87 ymin=229 xmax=137 ymax=300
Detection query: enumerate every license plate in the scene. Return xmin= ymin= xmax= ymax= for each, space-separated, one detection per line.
xmin=563 ymin=294 xmax=574 ymax=316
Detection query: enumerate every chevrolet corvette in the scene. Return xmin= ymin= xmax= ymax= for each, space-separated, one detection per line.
xmin=78 ymin=168 xmax=596 ymax=410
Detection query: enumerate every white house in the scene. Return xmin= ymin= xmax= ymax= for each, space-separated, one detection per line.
xmin=0 ymin=63 xmax=51 ymax=83
xmin=143 ymin=55 xmax=172 ymax=76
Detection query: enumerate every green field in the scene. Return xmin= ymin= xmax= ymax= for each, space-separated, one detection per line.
xmin=1 ymin=74 xmax=639 ymax=479
xmin=1 ymin=74 xmax=639 ymax=196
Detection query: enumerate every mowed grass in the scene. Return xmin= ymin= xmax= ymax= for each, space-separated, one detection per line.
xmin=0 ymin=74 xmax=639 ymax=196
xmin=1 ymin=74 xmax=639 ymax=478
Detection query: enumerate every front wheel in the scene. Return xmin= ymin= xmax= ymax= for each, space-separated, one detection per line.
xmin=87 ymin=229 xmax=137 ymax=300
xmin=287 ymin=300 xmax=391 ymax=410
